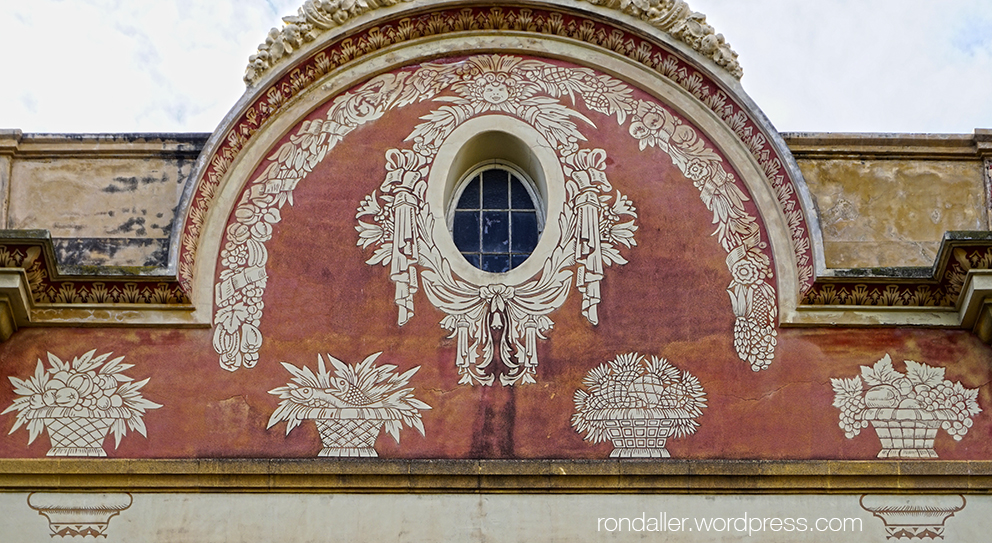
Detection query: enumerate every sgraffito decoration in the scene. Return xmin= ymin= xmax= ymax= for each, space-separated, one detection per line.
xmin=572 ymin=353 xmax=706 ymax=458
xmin=3 ymin=350 xmax=161 ymax=457
xmin=832 ymin=354 xmax=981 ymax=459
xmin=213 ymin=55 xmax=778 ymax=378
xmin=266 ymin=352 xmax=430 ymax=457
xmin=27 ymin=493 xmax=133 ymax=538
xmin=359 ymin=144 xmax=635 ymax=385
xmin=860 ymin=495 xmax=966 ymax=540
xmin=182 ymin=6 xmax=815 ymax=301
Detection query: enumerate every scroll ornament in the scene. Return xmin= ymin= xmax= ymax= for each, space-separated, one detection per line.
xmin=214 ymin=55 xmax=777 ymax=374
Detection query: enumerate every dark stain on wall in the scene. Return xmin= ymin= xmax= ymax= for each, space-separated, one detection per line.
xmin=109 ymin=217 xmax=147 ymax=236
xmin=54 ymin=238 xmax=168 ymax=267
xmin=102 ymin=173 xmax=171 ymax=193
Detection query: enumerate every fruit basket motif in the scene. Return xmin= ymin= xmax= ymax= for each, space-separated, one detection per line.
xmin=832 ymin=354 xmax=980 ymax=458
xmin=572 ymin=353 xmax=706 ymax=458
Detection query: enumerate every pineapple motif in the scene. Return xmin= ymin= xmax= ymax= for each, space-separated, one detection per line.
xmin=572 ymin=353 xmax=706 ymax=458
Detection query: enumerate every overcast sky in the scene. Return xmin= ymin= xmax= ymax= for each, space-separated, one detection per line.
xmin=2 ymin=0 xmax=991 ymax=135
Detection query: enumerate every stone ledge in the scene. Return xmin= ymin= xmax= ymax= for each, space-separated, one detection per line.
xmin=2 ymin=132 xmax=208 ymax=158
xmin=1 ymin=458 xmax=990 ymax=493
xmin=784 ymin=131 xmax=985 ymax=160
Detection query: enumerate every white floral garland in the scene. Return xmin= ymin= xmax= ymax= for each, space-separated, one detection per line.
xmin=213 ymin=55 xmax=777 ymax=376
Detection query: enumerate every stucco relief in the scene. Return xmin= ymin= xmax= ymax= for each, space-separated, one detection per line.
xmin=832 ymin=354 xmax=981 ymax=459
xmin=3 ymin=350 xmax=160 ymax=457
xmin=244 ymin=0 xmax=741 ymax=85
xmin=213 ymin=55 xmax=778 ymax=376
xmin=266 ymin=352 xmax=430 ymax=457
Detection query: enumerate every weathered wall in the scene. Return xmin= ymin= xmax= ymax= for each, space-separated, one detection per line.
xmin=1 ymin=57 xmax=990 ymax=463
xmin=786 ymin=133 xmax=989 ymax=268
xmin=1 ymin=133 xmax=205 ymax=269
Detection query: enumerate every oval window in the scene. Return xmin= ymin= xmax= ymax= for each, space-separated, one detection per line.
xmin=450 ymin=165 xmax=543 ymax=273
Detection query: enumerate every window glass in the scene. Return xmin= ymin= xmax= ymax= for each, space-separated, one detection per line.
xmin=452 ymin=167 xmax=541 ymax=273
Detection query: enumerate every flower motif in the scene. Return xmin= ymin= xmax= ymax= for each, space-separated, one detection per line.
xmin=481 ymin=284 xmax=513 ymax=311
xmin=685 ymin=158 xmax=711 ymax=181
xmin=731 ymin=256 xmax=764 ymax=285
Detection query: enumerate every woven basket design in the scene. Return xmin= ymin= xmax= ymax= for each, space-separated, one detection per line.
xmin=604 ymin=418 xmax=675 ymax=458
xmin=315 ymin=419 xmax=382 ymax=457
xmin=869 ymin=419 xmax=940 ymax=459
xmin=44 ymin=418 xmax=111 ymax=457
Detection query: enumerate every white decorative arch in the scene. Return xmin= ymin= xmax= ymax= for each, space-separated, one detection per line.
xmin=212 ymin=55 xmax=778 ymax=379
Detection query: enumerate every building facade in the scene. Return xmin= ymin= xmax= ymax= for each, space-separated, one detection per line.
xmin=2 ymin=1 xmax=992 ymax=540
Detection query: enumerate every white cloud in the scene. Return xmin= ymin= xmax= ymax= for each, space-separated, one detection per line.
xmin=691 ymin=0 xmax=992 ymax=133
xmin=1 ymin=0 xmax=990 ymax=133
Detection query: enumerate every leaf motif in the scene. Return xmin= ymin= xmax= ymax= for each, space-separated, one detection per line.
xmin=47 ymin=352 xmax=68 ymax=372
xmin=7 ymin=377 xmax=34 ymax=398
xmin=128 ymin=413 xmax=148 ymax=438
xmin=861 ymin=354 xmax=900 ymax=386
xmin=99 ymin=356 xmax=128 ymax=375
xmin=904 ymin=360 xmax=944 ymax=386
xmin=27 ymin=418 xmax=45 ymax=444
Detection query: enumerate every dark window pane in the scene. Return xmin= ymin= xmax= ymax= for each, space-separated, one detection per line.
xmin=456 ymin=177 xmax=481 ymax=210
xmin=511 ymin=212 xmax=538 ymax=253
xmin=510 ymin=178 xmax=535 ymax=210
xmin=451 ymin=168 xmax=543 ymax=273
xmin=482 ymin=254 xmax=510 ymax=273
xmin=482 ymin=169 xmax=509 ymax=208
xmin=481 ymin=211 xmax=509 ymax=253
xmin=453 ymin=211 xmax=480 ymax=252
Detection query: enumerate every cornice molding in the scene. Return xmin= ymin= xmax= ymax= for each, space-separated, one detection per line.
xmin=784 ymin=132 xmax=987 ymax=161
xmin=786 ymin=232 xmax=992 ymax=337
xmin=1 ymin=458 xmax=990 ymax=493
xmin=0 ymin=231 xmax=200 ymax=334
xmin=243 ymin=0 xmax=742 ymax=86
xmin=1 ymin=133 xmax=207 ymax=160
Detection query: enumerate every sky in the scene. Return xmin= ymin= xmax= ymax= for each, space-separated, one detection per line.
xmin=2 ymin=0 xmax=991 ymax=135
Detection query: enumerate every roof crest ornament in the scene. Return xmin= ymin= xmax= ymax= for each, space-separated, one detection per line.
xmin=579 ymin=0 xmax=742 ymax=78
xmin=243 ymin=0 xmax=742 ymax=86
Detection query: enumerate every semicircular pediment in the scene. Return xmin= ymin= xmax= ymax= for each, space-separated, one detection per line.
xmin=178 ymin=2 xmax=817 ymax=329
xmin=207 ymin=50 xmax=788 ymax=384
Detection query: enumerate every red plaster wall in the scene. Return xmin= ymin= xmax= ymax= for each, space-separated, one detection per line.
xmin=2 ymin=57 xmax=989 ymax=461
